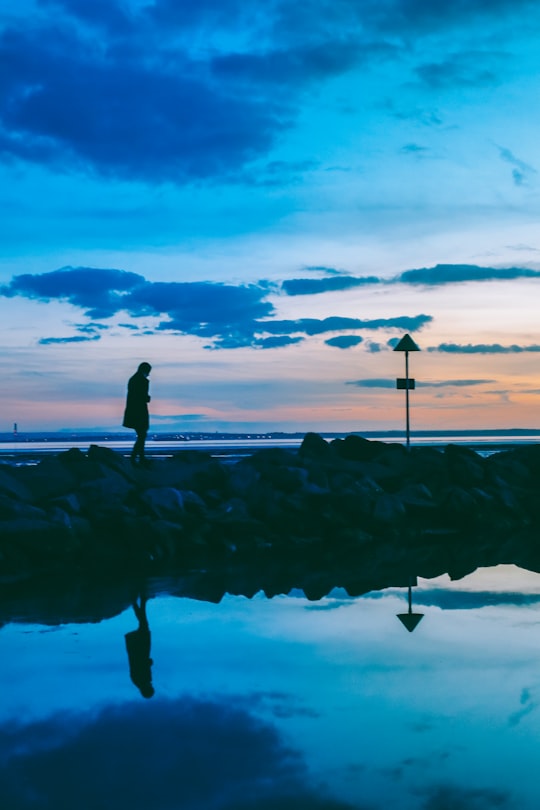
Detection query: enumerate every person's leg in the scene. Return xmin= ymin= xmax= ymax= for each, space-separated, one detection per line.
xmin=131 ymin=429 xmax=147 ymax=463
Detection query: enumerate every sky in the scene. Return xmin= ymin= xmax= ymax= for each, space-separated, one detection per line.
xmin=1 ymin=0 xmax=540 ymax=433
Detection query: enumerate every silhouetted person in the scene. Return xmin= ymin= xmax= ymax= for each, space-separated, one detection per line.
xmin=125 ymin=594 xmax=155 ymax=699
xmin=123 ymin=362 xmax=151 ymax=466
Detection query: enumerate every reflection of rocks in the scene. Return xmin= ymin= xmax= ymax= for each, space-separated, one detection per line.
xmin=2 ymin=435 xmax=540 ymax=595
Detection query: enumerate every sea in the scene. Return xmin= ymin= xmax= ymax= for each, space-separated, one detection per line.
xmin=1 ymin=428 xmax=539 ymax=465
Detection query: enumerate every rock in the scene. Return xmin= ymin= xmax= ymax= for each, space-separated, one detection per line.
xmin=333 ymin=434 xmax=385 ymax=462
xmin=0 ymin=495 xmax=47 ymax=521
xmin=299 ymin=432 xmax=335 ymax=460
xmin=0 ymin=467 xmax=33 ymax=501
xmin=2 ymin=435 xmax=540 ymax=589
xmin=48 ymin=493 xmax=81 ymax=515
xmin=444 ymin=444 xmax=485 ymax=487
xmin=141 ymin=487 xmax=185 ymax=520
xmin=78 ymin=470 xmax=132 ymax=512
xmin=372 ymin=493 xmax=407 ymax=524
xmin=16 ymin=457 xmax=77 ymax=500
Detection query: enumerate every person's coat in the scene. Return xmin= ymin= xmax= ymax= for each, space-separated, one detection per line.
xmin=123 ymin=371 xmax=150 ymax=432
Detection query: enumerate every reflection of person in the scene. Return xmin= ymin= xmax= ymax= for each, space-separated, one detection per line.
xmin=124 ymin=594 xmax=155 ymax=699
xmin=123 ymin=362 xmax=151 ymax=466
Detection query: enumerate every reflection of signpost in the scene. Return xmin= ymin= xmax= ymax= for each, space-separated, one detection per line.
xmin=393 ymin=334 xmax=421 ymax=449
xmin=397 ymin=576 xmax=424 ymax=633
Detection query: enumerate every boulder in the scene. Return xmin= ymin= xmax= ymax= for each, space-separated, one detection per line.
xmin=141 ymin=487 xmax=185 ymax=520
xmin=0 ymin=467 xmax=33 ymax=502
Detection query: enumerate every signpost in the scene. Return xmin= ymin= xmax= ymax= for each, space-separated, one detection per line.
xmin=393 ymin=334 xmax=420 ymax=449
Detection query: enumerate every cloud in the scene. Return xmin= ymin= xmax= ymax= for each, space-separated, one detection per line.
xmin=0 ymin=267 xmax=275 ymax=346
xmin=281 ymin=276 xmax=381 ymax=296
xmin=0 ymin=266 xmax=434 ymax=348
xmin=38 ymin=335 xmax=102 ymax=345
xmin=0 ymin=18 xmax=286 ymax=184
xmin=0 ymin=267 xmax=146 ymax=319
xmin=0 ymin=698 xmax=359 ymax=810
xmin=325 ymin=336 xmax=364 ymax=349
xmin=418 ymin=379 xmax=495 ymax=388
xmin=261 ymin=315 xmax=432 ymax=336
xmin=400 ymin=143 xmax=431 ymax=156
xmin=281 ymin=264 xmax=540 ymax=295
xmin=430 ymin=343 xmax=540 ymax=354
xmin=347 ymin=378 xmax=396 ymax=388
xmin=508 ymin=687 xmax=539 ymax=727
xmin=397 ymin=264 xmax=540 ymax=285
xmin=496 ymin=144 xmax=537 ymax=187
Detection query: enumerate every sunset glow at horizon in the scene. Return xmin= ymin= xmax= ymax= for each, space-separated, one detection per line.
xmin=1 ymin=0 xmax=540 ymax=433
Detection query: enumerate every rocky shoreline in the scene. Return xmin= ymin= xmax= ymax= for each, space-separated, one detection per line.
xmin=1 ymin=433 xmax=540 ymax=598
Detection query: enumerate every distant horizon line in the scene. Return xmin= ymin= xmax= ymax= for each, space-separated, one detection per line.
xmin=2 ymin=428 xmax=540 ymax=441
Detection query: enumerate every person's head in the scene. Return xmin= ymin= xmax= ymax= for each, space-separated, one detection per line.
xmin=138 ymin=362 xmax=152 ymax=377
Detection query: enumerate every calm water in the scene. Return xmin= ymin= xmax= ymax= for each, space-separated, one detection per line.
xmin=2 ymin=564 xmax=540 ymax=808
xmin=1 ymin=433 xmax=539 ymax=464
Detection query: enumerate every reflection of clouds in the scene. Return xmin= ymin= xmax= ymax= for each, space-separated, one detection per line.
xmin=508 ymin=686 xmax=539 ymax=727
xmin=241 ymin=690 xmax=321 ymax=719
xmin=0 ymin=698 xmax=355 ymax=810
xmin=417 ymin=783 xmax=514 ymax=810
xmin=368 ymin=589 xmax=540 ymax=611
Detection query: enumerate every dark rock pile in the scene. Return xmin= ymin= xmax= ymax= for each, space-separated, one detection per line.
xmin=1 ymin=433 xmax=540 ymax=587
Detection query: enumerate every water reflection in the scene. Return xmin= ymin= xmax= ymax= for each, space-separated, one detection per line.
xmin=2 ymin=565 xmax=540 ymax=809
xmin=396 ymin=576 xmax=425 ymax=633
xmin=124 ymin=591 xmax=154 ymax=699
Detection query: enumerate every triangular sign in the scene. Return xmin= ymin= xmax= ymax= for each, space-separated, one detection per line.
xmin=393 ymin=334 xmax=421 ymax=352
xmin=397 ymin=613 xmax=424 ymax=632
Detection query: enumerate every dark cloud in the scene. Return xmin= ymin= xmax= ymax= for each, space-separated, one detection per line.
xmin=254 ymin=335 xmax=305 ymax=349
xmin=0 ymin=267 xmax=145 ymax=319
xmin=0 ymin=21 xmax=285 ymax=184
xmin=371 ymin=0 xmax=537 ymax=33
xmin=397 ymin=264 xmax=540 ymax=285
xmin=282 ymin=276 xmax=381 ymax=295
xmin=211 ymin=38 xmax=364 ymax=88
xmin=38 ymin=335 xmax=102 ymax=345
xmin=417 ymin=379 xmax=494 ymax=387
xmin=262 ymin=315 xmax=432 ymax=335
xmin=0 ymin=698 xmax=358 ymax=810
xmin=282 ymin=264 xmax=540 ymax=294
xmin=1 ymin=267 xmax=434 ymax=349
xmin=430 ymin=343 xmax=540 ymax=354
xmin=37 ymin=0 xmax=135 ymax=35
xmin=347 ymin=378 xmax=395 ymax=388
xmin=2 ymin=0 xmax=539 ymax=187
xmin=325 ymin=336 xmax=364 ymax=349
xmin=0 ymin=267 xmax=274 ymax=346
xmin=127 ymin=280 xmax=274 ymax=330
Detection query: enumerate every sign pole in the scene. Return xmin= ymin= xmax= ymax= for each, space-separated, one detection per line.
xmin=393 ymin=333 xmax=421 ymax=450
xmin=405 ymin=349 xmax=410 ymax=449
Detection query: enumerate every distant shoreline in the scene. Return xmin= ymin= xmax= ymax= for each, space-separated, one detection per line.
xmin=2 ymin=428 xmax=540 ymax=443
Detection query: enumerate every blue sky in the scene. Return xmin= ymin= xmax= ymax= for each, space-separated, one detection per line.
xmin=1 ymin=0 xmax=540 ymax=432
